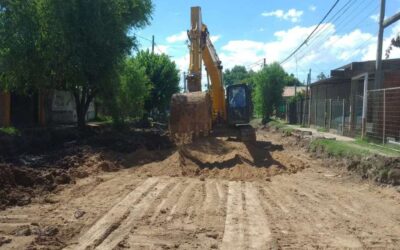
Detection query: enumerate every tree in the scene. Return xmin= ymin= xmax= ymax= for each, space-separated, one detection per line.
xmin=0 ymin=0 xmax=47 ymax=92
xmin=134 ymin=50 xmax=180 ymax=117
xmin=223 ymin=65 xmax=251 ymax=86
xmin=253 ymin=63 xmax=286 ymax=123
xmin=386 ymin=33 xmax=400 ymax=59
xmin=284 ymin=73 xmax=301 ymax=86
xmin=317 ymin=72 xmax=327 ymax=80
xmin=0 ymin=0 xmax=153 ymax=128
xmin=110 ymin=57 xmax=150 ymax=125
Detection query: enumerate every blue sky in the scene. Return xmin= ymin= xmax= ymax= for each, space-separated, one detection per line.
xmin=135 ymin=0 xmax=400 ymax=85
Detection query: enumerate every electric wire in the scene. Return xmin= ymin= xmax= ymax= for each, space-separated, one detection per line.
xmin=279 ymin=0 xmax=340 ymax=65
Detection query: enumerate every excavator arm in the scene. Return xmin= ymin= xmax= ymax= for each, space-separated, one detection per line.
xmin=187 ymin=6 xmax=226 ymax=122
xmin=201 ymin=25 xmax=226 ymax=122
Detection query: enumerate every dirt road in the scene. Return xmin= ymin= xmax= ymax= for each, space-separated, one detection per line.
xmin=1 ymin=130 xmax=399 ymax=249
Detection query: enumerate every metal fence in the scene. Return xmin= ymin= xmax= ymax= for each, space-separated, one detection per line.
xmin=285 ymin=86 xmax=400 ymax=145
xmin=366 ymin=87 xmax=400 ymax=143
xmin=288 ymin=98 xmax=351 ymax=135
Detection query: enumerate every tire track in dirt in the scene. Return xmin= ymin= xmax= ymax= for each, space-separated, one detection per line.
xmin=118 ymin=179 xmax=193 ymax=249
xmin=244 ymin=182 xmax=272 ymax=249
xmin=221 ymin=181 xmax=272 ymax=250
xmin=96 ymin=178 xmax=175 ymax=249
xmin=66 ymin=177 xmax=159 ymax=250
xmin=120 ymin=179 xmax=224 ymax=249
xmin=148 ymin=179 xmax=186 ymax=224
xmin=167 ymin=181 xmax=198 ymax=223
xmin=221 ymin=181 xmax=245 ymax=249
xmin=257 ymin=184 xmax=305 ymax=249
xmin=200 ymin=179 xmax=226 ymax=230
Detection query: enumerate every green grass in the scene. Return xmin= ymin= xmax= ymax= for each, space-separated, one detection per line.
xmin=268 ymin=119 xmax=295 ymax=136
xmin=317 ymin=127 xmax=329 ymax=133
xmin=310 ymin=138 xmax=400 ymax=157
xmin=0 ymin=127 xmax=20 ymax=136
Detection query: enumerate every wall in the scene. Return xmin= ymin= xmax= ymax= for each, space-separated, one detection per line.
xmin=51 ymin=90 xmax=95 ymax=124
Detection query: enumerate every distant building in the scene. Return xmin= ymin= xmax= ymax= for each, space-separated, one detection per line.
xmin=282 ymin=86 xmax=307 ymax=99
xmin=0 ymin=90 xmax=95 ymax=127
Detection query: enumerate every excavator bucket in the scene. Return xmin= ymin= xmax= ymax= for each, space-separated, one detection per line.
xmin=169 ymin=92 xmax=212 ymax=142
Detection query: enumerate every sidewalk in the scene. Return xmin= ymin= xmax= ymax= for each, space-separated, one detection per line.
xmin=287 ymin=125 xmax=355 ymax=142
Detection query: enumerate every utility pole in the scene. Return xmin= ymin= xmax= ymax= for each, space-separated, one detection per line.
xmin=307 ymin=69 xmax=312 ymax=127
xmin=375 ymin=0 xmax=400 ymax=89
xmin=375 ymin=0 xmax=386 ymax=89
xmin=151 ymin=35 xmax=155 ymax=54
xmin=183 ymin=72 xmax=187 ymax=92
xmin=263 ymin=58 xmax=266 ymax=68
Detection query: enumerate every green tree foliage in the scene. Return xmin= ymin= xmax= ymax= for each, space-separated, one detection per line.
xmin=111 ymin=58 xmax=150 ymax=125
xmin=253 ymin=63 xmax=286 ymax=123
xmin=284 ymin=73 xmax=302 ymax=86
xmin=0 ymin=0 xmax=153 ymax=128
xmin=0 ymin=0 xmax=46 ymax=91
xmin=223 ymin=66 xmax=251 ymax=86
xmin=134 ymin=50 xmax=180 ymax=116
xmin=317 ymin=72 xmax=327 ymax=80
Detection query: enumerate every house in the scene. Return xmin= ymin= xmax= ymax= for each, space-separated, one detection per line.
xmin=283 ymin=86 xmax=307 ymax=99
xmin=0 ymin=90 xmax=95 ymax=128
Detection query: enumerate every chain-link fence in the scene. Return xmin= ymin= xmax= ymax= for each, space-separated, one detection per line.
xmin=367 ymin=87 xmax=400 ymax=144
xmin=283 ymin=87 xmax=400 ymax=145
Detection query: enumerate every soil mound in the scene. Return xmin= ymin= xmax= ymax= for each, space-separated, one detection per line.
xmin=0 ymin=148 xmax=123 ymax=210
xmin=133 ymin=137 xmax=304 ymax=181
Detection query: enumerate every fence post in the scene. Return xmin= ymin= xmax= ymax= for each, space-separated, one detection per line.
xmin=383 ymin=89 xmax=386 ymax=144
xmin=341 ymin=99 xmax=345 ymax=135
xmin=361 ymin=74 xmax=369 ymax=139
xmin=314 ymin=101 xmax=317 ymax=127
xmin=324 ymin=99 xmax=327 ymax=128
xmin=308 ymin=98 xmax=311 ymax=127
xmin=329 ymin=99 xmax=332 ymax=130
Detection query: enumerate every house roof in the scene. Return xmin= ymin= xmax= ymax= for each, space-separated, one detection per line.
xmin=283 ymin=86 xmax=307 ymax=97
xmin=311 ymin=58 xmax=400 ymax=87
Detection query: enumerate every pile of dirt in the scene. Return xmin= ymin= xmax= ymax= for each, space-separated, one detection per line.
xmin=133 ymin=137 xmax=306 ymax=181
xmin=325 ymin=155 xmax=400 ymax=185
xmin=266 ymin=124 xmax=400 ymax=186
xmin=0 ymin=147 xmax=125 ymax=210
xmin=0 ymin=164 xmax=66 ymax=210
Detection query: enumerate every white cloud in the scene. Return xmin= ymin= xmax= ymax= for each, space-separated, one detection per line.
xmin=309 ymin=5 xmax=317 ymax=12
xmin=362 ymin=22 xmax=400 ymax=60
xmin=166 ymin=31 xmax=187 ymax=43
xmin=173 ymin=23 xmax=400 ymax=86
xmin=210 ymin=35 xmax=221 ymax=43
xmin=370 ymin=14 xmax=379 ymax=22
xmin=216 ymin=23 xmax=400 ymax=81
xmin=262 ymin=8 xmax=304 ymax=23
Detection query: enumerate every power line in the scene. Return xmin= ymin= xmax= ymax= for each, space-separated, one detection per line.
xmin=280 ymin=0 xmax=340 ymax=65
xmin=295 ymin=0 xmax=376 ymax=60
xmin=294 ymin=0 xmax=378 ymax=65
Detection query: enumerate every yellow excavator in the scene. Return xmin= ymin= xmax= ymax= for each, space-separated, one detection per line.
xmin=169 ymin=6 xmax=255 ymax=142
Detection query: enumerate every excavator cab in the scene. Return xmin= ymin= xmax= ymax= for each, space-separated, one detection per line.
xmin=226 ymin=84 xmax=252 ymax=125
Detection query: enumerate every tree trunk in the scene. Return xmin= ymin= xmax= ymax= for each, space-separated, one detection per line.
xmin=73 ymin=89 xmax=94 ymax=130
